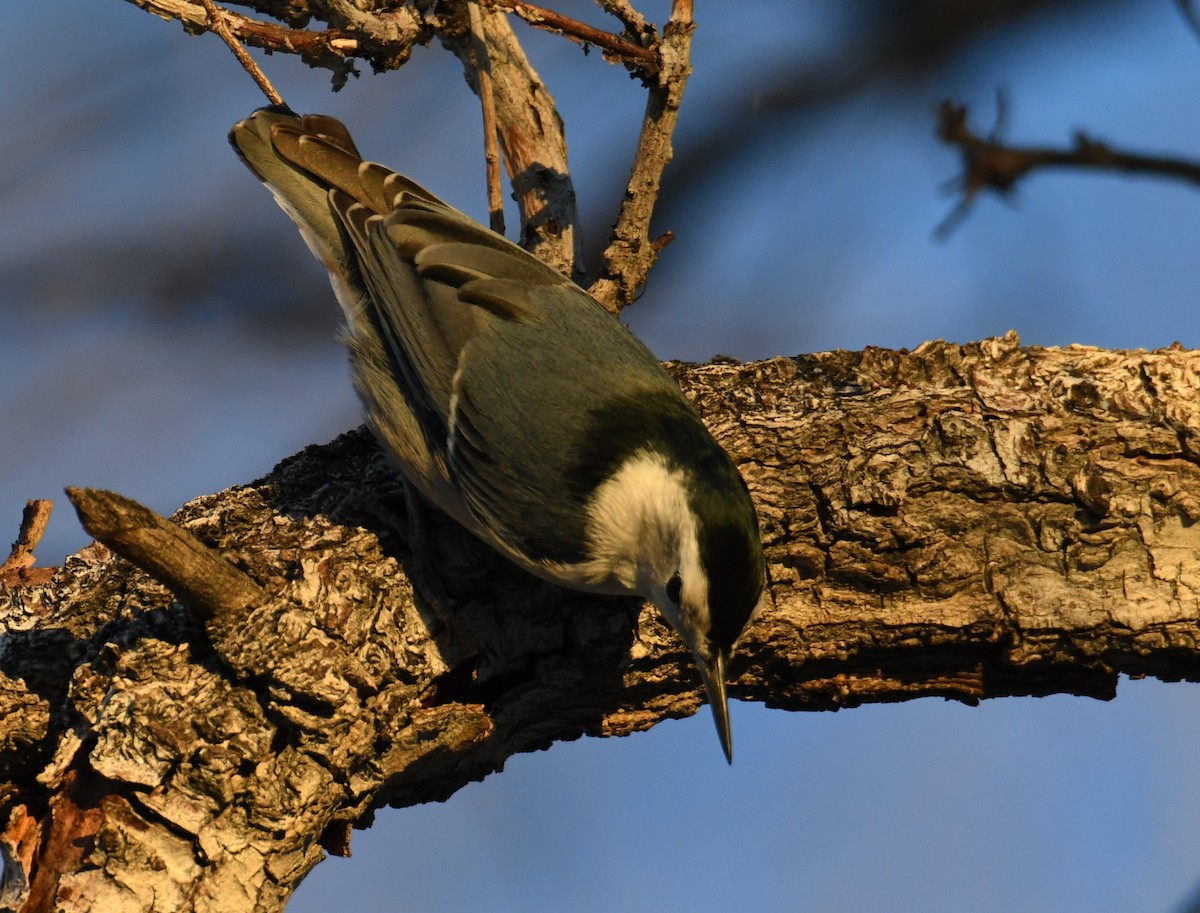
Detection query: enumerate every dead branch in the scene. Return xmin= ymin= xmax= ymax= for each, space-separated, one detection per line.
xmin=445 ymin=5 xmax=582 ymax=279
xmin=124 ymin=0 xmax=691 ymax=297
xmin=5 ymin=336 xmax=1200 ymax=911
xmin=0 ymin=500 xmax=55 ymax=588
xmin=65 ymin=486 xmax=268 ymax=630
xmin=122 ymin=0 xmax=377 ymax=87
xmin=199 ymin=0 xmax=286 ymax=105
xmin=480 ymin=0 xmax=658 ymax=76
xmin=589 ymin=0 xmax=694 ymax=313
xmin=937 ymin=99 xmax=1200 ymax=235
xmin=467 ymin=0 xmax=507 ymax=234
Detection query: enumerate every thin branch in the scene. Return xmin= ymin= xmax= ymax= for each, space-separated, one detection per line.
xmin=199 ymin=0 xmax=286 ymax=106
xmin=589 ymin=0 xmax=694 ymax=313
xmin=1175 ymin=0 xmax=1200 ymax=43
xmin=595 ymin=0 xmax=651 ymax=42
xmin=482 ymin=0 xmax=658 ymax=76
xmin=119 ymin=0 xmax=408 ymax=88
xmin=468 ymin=0 xmax=507 ymax=234
xmin=936 ymin=99 xmax=1200 ymax=235
xmin=0 ymin=500 xmax=56 ymax=587
xmin=65 ymin=486 xmax=267 ymax=625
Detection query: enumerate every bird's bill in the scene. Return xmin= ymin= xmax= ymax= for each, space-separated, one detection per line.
xmin=698 ymin=650 xmax=733 ymax=764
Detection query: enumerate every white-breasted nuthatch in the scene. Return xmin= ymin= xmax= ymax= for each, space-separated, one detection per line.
xmin=229 ymin=108 xmax=765 ymax=761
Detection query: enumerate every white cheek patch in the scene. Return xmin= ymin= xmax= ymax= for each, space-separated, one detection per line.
xmin=676 ymin=523 xmax=709 ymax=644
xmin=585 ymin=451 xmax=684 ymax=589
xmin=584 ymin=451 xmax=709 ymax=641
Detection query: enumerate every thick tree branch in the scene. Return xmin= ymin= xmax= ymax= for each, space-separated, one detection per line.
xmin=4 ymin=337 xmax=1200 ymax=911
xmin=446 ymin=4 xmax=582 ymax=280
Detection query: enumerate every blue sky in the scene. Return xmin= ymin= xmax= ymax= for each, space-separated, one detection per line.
xmin=4 ymin=2 xmax=1200 ymax=911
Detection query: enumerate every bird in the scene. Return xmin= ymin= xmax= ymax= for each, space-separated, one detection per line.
xmin=229 ymin=107 xmax=766 ymax=762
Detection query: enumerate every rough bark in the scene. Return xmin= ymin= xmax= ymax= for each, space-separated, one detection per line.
xmin=445 ymin=4 xmax=583 ymax=281
xmin=3 ymin=334 xmax=1200 ymax=911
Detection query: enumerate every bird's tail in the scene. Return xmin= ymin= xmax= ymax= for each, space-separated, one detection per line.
xmin=228 ymin=107 xmax=371 ymax=277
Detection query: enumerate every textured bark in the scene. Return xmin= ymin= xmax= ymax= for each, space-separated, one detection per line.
xmin=445 ymin=5 xmax=583 ymax=281
xmin=3 ymin=335 xmax=1200 ymax=911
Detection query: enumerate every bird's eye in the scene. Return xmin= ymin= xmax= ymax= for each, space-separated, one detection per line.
xmin=665 ymin=572 xmax=682 ymax=605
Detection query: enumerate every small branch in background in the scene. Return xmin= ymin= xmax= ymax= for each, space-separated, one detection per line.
xmin=0 ymin=500 xmax=56 ymax=587
xmin=468 ymin=0 xmax=507 ymax=235
xmin=1175 ymin=0 xmax=1200 ymax=43
xmin=482 ymin=0 xmax=658 ymax=76
xmin=936 ymin=98 xmax=1200 ymax=237
xmin=589 ymin=0 xmax=695 ymax=314
xmin=199 ymin=0 xmax=286 ymax=106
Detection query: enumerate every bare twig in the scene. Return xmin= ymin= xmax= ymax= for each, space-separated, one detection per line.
xmin=1175 ymin=0 xmax=1200 ymax=43
xmin=65 ymin=487 xmax=267 ymax=625
xmin=468 ymin=0 xmax=506 ymax=234
xmin=119 ymin=0 xmax=400 ymax=88
xmin=936 ymin=99 xmax=1200 ymax=236
xmin=199 ymin=0 xmax=286 ymax=106
xmin=482 ymin=0 xmax=658 ymax=76
xmin=0 ymin=500 xmax=56 ymax=587
xmin=596 ymin=0 xmax=651 ymax=41
xmin=589 ymin=0 xmax=695 ymax=313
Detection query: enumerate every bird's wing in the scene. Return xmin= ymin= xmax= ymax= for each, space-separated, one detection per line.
xmin=350 ymin=207 xmax=674 ymax=565
xmin=232 ymin=109 xmax=683 ymax=566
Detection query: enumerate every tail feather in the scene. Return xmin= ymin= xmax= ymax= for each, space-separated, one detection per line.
xmin=229 ymin=108 xmax=354 ymax=274
xmin=229 ymin=107 xmax=457 ymax=276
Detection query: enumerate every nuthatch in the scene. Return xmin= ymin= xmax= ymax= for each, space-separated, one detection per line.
xmin=230 ymin=108 xmax=765 ymax=761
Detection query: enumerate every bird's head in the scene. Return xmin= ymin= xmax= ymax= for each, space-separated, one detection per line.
xmin=584 ymin=441 xmax=766 ymax=763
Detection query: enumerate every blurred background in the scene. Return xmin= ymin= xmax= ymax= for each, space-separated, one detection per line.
xmin=5 ymin=1 xmax=1200 ymax=910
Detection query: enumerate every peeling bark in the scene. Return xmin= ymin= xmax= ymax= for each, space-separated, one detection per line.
xmin=3 ymin=335 xmax=1200 ymax=911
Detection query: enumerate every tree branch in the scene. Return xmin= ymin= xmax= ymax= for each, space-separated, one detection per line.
xmin=480 ymin=0 xmax=658 ymax=76
xmin=589 ymin=0 xmax=694 ymax=313
xmin=65 ymin=486 xmax=268 ymax=629
xmin=467 ymin=0 xmax=507 ymax=235
xmin=121 ymin=0 xmax=430 ymax=87
xmin=5 ymin=337 xmax=1200 ymax=911
xmin=121 ymin=0 xmax=687 ymax=294
xmin=199 ymin=0 xmax=286 ymax=105
xmin=446 ymin=4 xmax=582 ymax=280
xmin=0 ymin=499 xmax=55 ymax=588
xmin=937 ymin=99 xmax=1200 ymax=234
